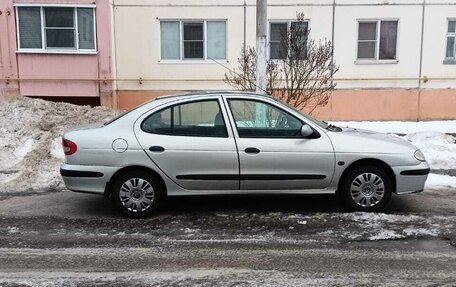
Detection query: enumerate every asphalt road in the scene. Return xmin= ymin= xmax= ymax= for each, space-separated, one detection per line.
xmin=0 ymin=188 xmax=455 ymax=286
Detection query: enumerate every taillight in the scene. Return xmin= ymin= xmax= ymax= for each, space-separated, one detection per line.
xmin=62 ymin=138 xmax=77 ymax=155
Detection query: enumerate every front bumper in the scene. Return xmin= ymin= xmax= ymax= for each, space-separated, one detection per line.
xmin=60 ymin=164 xmax=119 ymax=194
xmin=392 ymin=161 xmax=430 ymax=194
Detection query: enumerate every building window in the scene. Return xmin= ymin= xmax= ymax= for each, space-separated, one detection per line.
xmin=16 ymin=6 xmax=96 ymax=52
xmin=269 ymin=21 xmax=308 ymax=60
xmin=446 ymin=20 xmax=456 ymax=60
xmin=357 ymin=20 xmax=398 ymax=61
xmin=160 ymin=20 xmax=227 ymax=61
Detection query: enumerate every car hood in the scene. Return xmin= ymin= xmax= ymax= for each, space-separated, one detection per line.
xmin=327 ymin=126 xmax=418 ymax=154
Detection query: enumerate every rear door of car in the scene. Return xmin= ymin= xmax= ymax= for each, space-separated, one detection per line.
xmin=134 ymin=96 xmax=239 ymax=190
xmin=223 ymin=95 xmax=335 ymax=191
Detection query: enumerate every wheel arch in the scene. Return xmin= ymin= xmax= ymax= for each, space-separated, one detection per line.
xmin=337 ymin=158 xmax=397 ymax=194
xmin=104 ymin=165 xmax=167 ymax=197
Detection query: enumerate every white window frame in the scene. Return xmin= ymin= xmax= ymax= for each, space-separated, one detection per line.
xmin=355 ymin=19 xmax=399 ymax=64
xmin=267 ymin=19 xmax=310 ymax=60
xmin=444 ymin=18 xmax=456 ymax=63
xmin=15 ymin=4 xmax=97 ymax=54
xmin=159 ymin=19 xmax=228 ymax=63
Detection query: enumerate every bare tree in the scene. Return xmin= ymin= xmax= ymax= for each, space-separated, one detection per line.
xmin=224 ymin=12 xmax=339 ymax=115
xmin=223 ymin=46 xmax=279 ymax=93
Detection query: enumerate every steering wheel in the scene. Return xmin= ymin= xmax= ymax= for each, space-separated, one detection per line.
xmin=275 ymin=114 xmax=287 ymax=129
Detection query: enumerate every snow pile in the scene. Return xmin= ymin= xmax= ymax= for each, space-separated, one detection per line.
xmin=0 ymin=97 xmax=120 ymax=193
xmin=331 ymin=120 xmax=456 ymax=134
xmin=404 ymin=132 xmax=456 ymax=170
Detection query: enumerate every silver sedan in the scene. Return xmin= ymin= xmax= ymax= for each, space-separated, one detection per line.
xmin=60 ymin=91 xmax=429 ymax=218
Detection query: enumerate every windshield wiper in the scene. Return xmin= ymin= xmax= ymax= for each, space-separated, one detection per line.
xmin=325 ymin=122 xmax=342 ymax=131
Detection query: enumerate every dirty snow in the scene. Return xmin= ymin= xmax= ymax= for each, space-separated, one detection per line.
xmin=0 ymin=96 xmax=119 ymax=193
xmin=368 ymin=230 xmax=405 ymax=240
xmin=338 ymin=212 xmax=452 ymax=241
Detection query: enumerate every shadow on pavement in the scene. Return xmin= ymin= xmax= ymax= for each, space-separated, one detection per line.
xmin=163 ymin=194 xmax=346 ymax=214
xmin=1 ymin=190 xmax=416 ymax=219
xmin=72 ymin=192 xmax=414 ymax=218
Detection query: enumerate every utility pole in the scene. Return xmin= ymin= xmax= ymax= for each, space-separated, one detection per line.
xmin=256 ymin=0 xmax=267 ymax=95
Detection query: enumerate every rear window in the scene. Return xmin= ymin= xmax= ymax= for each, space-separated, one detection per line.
xmin=141 ymin=100 xmax=228 ymax=137
xmin=103 ymin=100 xmax=155 ymax=126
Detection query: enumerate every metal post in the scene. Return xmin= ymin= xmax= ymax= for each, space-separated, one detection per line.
xmin=255 ymin=0 xmax=267 ymax=94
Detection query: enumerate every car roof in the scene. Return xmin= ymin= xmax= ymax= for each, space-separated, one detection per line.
xmin=126 ymin=91 xmax=277 ymax=118
xmin=155 ymin=90 xmax=273 ymax=101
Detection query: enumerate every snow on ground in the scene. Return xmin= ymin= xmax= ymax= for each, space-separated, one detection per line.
xmin=0 ymin=97 xmax=119 ymax=193
xmin=425 ymin=173 xmax=456 ymax=188
xmin=404 ymin=132 xmax=456 ymax=170
xmin=331 ymin=120 xmax=456 ymax=134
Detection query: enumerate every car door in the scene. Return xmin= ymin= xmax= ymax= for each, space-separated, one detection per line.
xmin=134 ymin=97 xmax=239 ymax=190
xmin=224 ymin=96 xmax=335 ymax=190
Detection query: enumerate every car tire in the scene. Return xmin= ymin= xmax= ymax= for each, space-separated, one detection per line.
xmin=340 ymin=165 xmax=392 ymax=212
xmin=111 ymin=170 xmax=164 ymax=218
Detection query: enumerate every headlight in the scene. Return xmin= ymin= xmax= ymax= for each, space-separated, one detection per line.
xmin=414 ymin=150 xmax=426 ymax=161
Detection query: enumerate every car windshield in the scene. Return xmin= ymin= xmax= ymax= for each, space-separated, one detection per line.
xmin=269 ymin=97 xmax=329 ymax=129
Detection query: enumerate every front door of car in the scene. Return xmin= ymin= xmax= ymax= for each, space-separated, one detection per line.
xmin=134 ymin=97 xmax=239 ymax=190
xmin=224 ymin=97 xmax=335 ymax=190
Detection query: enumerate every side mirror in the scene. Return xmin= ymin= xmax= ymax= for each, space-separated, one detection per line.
xmin=300 ymin=124 xmax=314 ymax=138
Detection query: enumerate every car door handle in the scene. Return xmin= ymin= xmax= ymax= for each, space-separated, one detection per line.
xmin=245 ymin=147 xmax=260 ymax=154
xmin=149 ymin=146 xmax=165 ymax=152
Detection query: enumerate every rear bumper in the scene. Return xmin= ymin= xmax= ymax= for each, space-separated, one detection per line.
xmin=60 ymin=164 xmax=119 ymax=195
xmin=392 ymin=161 xmax=430 ymax=194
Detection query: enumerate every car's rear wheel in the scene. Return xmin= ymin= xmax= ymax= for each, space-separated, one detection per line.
xmin=112 ymin=170 xmax=164 ymax=218
xmin=340 ymin=165 xmax=392 ymax=212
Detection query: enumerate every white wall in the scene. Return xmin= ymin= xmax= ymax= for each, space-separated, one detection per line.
xmin=112 ymin=0 xmax=456 ymax=91
xmin=421 ymin=1 xmax=456 ymax=89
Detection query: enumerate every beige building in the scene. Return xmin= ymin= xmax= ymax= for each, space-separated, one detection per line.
xmin=111 ymin=0 xmax=456 ymax=120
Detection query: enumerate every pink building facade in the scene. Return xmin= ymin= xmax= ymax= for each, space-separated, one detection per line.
xmin=0 ymin=0 xmax=113 ymax=106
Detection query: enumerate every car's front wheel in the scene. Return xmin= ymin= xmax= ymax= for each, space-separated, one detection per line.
xmin=340 ymin=165 xmax=392 ymax=212
xmin=112 ymin=170 xmax=164 ymax=218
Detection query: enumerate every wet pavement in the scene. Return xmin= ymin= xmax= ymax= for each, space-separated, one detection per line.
xmin=0 ymin=188 xmax=455 ymax=286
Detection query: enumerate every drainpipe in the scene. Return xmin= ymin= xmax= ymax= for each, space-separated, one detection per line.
xmin=255 ymin=0 xmax=267 ymax=94
xmin=330 ymin=0 xmax=336 ymax=121
xmin=417 ymin=0 xmax=426 ymax=121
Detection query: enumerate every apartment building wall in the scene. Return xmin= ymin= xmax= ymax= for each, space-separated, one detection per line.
xmin=112 ymin=0 xmax=456 ymax=120
xmin=0 ymin=0 xmax=113 ymax=105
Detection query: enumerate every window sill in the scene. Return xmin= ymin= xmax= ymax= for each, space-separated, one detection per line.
xmin=443 ymin=58 xmax=456 ymax=65
xmin=158 ymin=60 xmax=228 ymax=64
xmin=16 ymin=50 xmax=98 ymax=55
xmin=354 ymin=59 xmax=399 ymax=65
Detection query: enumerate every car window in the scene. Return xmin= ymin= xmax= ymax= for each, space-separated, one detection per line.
xmin=228 ymin=99 xmax=302 ymax=138
xmin=141 ymin=100 xmax=228 ymax=137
